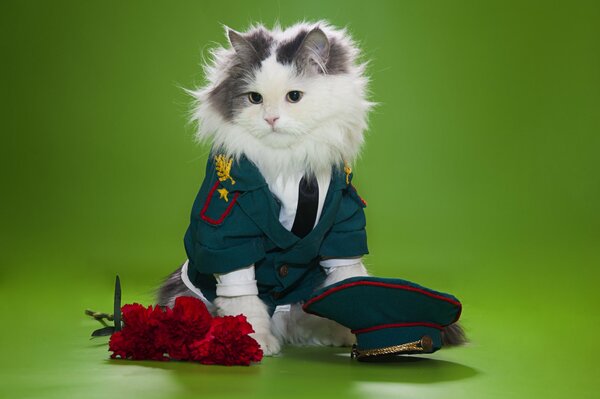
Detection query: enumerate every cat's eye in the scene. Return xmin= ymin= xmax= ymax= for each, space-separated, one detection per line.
xmin=286 ymin=90 xmax=303 ymax=103
xmin=248 ymin=92 xmax=263 ymax=104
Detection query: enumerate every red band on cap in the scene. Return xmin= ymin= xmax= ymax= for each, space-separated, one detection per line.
xmin=351 ymin=321 xmax=444 ymax=335
xmin=304 ymin=280 xmax=461 ymax=309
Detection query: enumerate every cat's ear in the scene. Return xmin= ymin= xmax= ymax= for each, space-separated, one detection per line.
xmin=227 ymin=28 xmax=259 ymax=63
xmin=295 ymin=28 xmax=330 ymax=73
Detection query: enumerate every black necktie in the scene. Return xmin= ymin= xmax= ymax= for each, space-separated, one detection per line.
xmin=291 ymin=174 xmax=319 ymax=238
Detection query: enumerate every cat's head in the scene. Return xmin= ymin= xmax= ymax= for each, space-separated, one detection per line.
xmin=189 ymin=21 xmax=373 ymax=179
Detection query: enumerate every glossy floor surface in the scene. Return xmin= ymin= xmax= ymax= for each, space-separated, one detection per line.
xmin=1 ymin=252 xmax=598 ymax=399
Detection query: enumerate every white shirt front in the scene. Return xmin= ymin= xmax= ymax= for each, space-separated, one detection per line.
xmin=267 ymin=171 xmax=331 ymax=231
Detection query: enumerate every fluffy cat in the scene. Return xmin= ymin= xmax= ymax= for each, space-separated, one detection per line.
xmin=157 ymin=21 xmax=464 ymax=355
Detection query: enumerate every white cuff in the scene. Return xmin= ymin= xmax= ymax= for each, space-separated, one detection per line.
xmin=320 ymin=258 xmax=362 ymax=276
xmin=180 ymin=260 xmax=211 ymax=304
xmin=320 ymin=258 xmax=362 ymax=268
xmin=214 ymin=265 xmax=259 ymax=297
xmin=215 ymin=281 xmax=259 ymax=297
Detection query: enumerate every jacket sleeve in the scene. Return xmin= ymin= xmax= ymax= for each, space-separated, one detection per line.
xmin=319 ymin=185 xmax=369 ymax=259
xmin=184 ymin=158 xmax=266 ymax=275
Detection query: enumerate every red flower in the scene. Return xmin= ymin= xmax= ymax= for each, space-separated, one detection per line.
xmin=106 ymin=298 xmax=262 ymax=366
xmin=156 ymin=296 xmax=212 ymax=360
xmin=189 ymin=315 xmax=263 ymax=366
xmin=108 ymin=303 xmax=167 ymax=361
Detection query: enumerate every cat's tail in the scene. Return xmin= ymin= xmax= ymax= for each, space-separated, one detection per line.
xmin=156 ymin=263 xmax=218 ymax=314
xmin=441 ymin=323 xmax=467 ymax=346
xmin=156 ymin=265 xmax=194 ymax=308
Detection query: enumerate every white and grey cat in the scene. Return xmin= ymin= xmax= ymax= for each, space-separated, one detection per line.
xmin=157 ymin=21 xmax=464 ymax=355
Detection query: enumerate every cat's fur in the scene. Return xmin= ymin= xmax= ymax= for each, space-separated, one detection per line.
xmin=188 ymin=21 xmax=372 ymax=183
xmin=157 ymin=21 xmax=465 ymax=355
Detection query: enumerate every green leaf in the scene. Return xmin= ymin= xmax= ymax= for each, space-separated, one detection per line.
xmin=113 ymin=275 xmax=122 ymax=331
xmin=91 ymin=326 xmax=115 ymax=338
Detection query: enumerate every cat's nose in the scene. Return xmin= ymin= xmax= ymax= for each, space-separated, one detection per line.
xmin=264 ymin=116 xmax=279 ymax=127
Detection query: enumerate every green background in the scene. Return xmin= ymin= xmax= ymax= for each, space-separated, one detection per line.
xmin=1 ymin=1 xmax=598 ymax=398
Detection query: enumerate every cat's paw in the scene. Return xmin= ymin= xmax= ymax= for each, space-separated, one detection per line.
xmin=251 ymin=331 xmax=281 ymax=356
xmin=328 ymin=324 xmax=356 ymax=347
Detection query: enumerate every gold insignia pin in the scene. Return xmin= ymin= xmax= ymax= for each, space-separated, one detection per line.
xmin=344 ymin=162 xmax=352 ymax=185
xmin=217 ymin=187 xmax=229 ymax=202
xmin=215 ymin=154 xmax=236 ymax=185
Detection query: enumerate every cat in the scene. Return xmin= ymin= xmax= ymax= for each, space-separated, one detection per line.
xmin=157 ymin=20 xmax=464 ymax=356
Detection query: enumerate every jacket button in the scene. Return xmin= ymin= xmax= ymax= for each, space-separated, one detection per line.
xmin=272 ymin=291 xmax=282 ymax=299
xmin=278 ymin=264 xmax=289 ymax=278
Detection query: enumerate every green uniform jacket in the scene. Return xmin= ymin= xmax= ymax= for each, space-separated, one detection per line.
xmin=184 ymin=153 xmax=368 ymax=314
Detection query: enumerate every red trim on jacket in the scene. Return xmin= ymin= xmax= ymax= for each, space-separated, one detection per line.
xmin=200 ymin=181 xmax=240 ymax=225
xmin=350 ymin=183 xmax=367 ymax=207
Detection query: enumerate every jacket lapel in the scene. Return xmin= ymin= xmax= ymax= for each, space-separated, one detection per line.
xmin=230 ymin=155 xmax=349 ymax=251
xmin=237 ymin=188 xmax=300 ymax=250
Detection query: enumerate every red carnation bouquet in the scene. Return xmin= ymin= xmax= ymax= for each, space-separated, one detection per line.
xmin=87 ymin=277 xmax=263 ymax=366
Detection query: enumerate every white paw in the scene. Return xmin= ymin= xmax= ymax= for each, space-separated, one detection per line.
xmin=329 ymin=324 xmax=356 ymax=347
xmin=212 ymin=295 xmax=281 ymax=355
xmin=251 ymin=331 xmax=281 ymax=356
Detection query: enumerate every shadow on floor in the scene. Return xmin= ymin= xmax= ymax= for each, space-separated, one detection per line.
xmin=281 ymin=346 xmax=480 ymax=384
xmin=104 ymin=345 xmax=479 ymax=387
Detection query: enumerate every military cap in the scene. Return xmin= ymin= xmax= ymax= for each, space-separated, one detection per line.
xmin=303 ymin=276 xmax=462 ymax=360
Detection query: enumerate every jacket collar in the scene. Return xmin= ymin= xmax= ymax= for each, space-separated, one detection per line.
xmin=213 ymin=152 xmax=352 ymax=194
